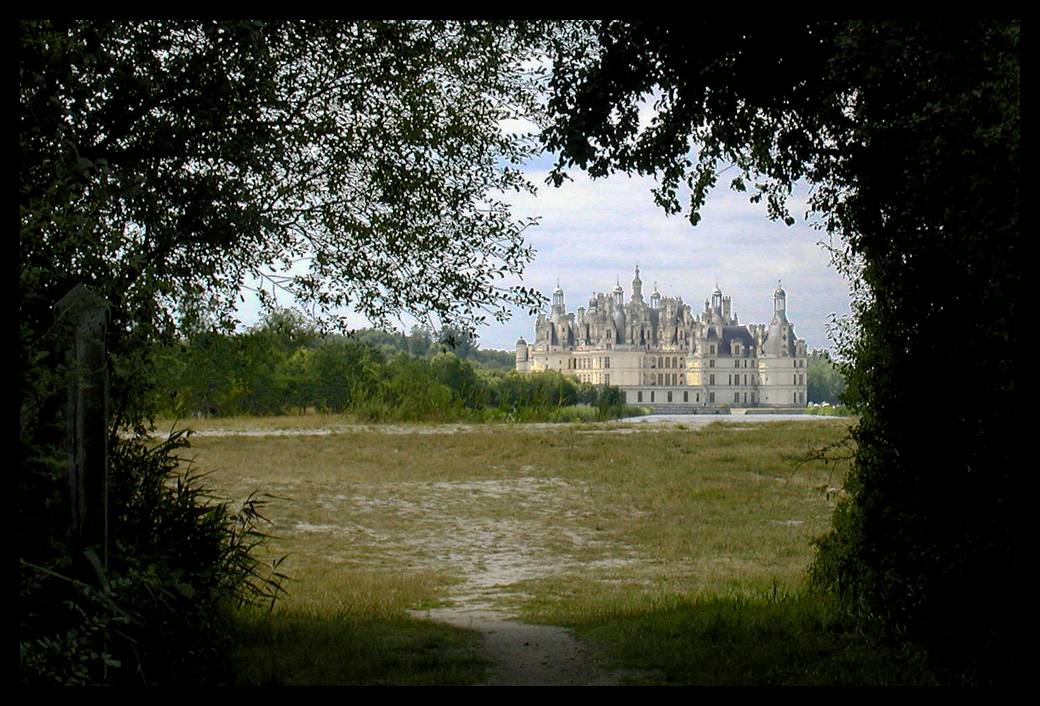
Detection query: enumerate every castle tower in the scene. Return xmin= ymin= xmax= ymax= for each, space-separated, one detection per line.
xmin=650 ymin=282 xmax=661 ymax=310
xmin=632 ymin=265 xmax=644 ymax=302
xmin=515 ymin=336 xmax=529 ymax=368
xmin=551 ymin=280 xmax=565 ymax=320
xmin=773 ymin=281 xmax=788 ymax=322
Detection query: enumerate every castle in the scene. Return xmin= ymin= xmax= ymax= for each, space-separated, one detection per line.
xmin=515 ymin=267 xmax=808 ymax=411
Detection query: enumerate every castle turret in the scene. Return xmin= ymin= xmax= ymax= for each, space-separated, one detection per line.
xmin=762 ymin=282 xmax=793 ymax=357
xmin=515 ymin=336 xmax=529 ymax=364
xmin=551 ymin=280 xmax=566 ymax=320
xmin=772 ymin=281 xmax=788 ymax=323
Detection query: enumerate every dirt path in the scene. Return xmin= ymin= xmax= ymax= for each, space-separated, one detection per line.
xmin=375 ymin=477 xmax=653 ymax=686
xmin=418 ymin=604 xmax=631 ymax=686
xmin=163 ymin=414 xmax=842 ymax=439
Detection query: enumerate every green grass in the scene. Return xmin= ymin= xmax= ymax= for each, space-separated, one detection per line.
xmin=805 ymin=405 xmax=851 ymax=416
xmin=231 ymin=608 xmax=488 ymax=686
xmin=166 ymin=417 xmax=932 ymax=685
xmin=553 ymin=591 xmax=936 ymax=686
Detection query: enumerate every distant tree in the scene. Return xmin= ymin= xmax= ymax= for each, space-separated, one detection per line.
xmin=406 ymin=325 xmax=434 ymax=357
xmin=251 ymin=309 xmax=321 ymax=355
xmin=543 ymin=20 xmax=1019 ymax=682
xmin=469 ymin=348 xmax=517 ymax=370
xmin=437 ymin=325 xmax=475 ymax=359
xmin=806 ymin=349 xmax=845 ymax=405
xmin=430 ymin=352 xmax=482 ymax=408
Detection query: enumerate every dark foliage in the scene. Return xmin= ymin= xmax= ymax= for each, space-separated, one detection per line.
xmin=19 ymin=19 xmax=547 ymax=684
xmin=543 ymin=20 xmax=1020 ymax=683
xmin=19 ymin=432 xmax=285 ymax=685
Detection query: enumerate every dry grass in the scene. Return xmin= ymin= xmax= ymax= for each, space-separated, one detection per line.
xmin=178 ymin=413 xmax=944 ymax=686
xmin=174 ymin=418 xmax=857 ymax=684
xmin=183 ymin=419 xmax=851 ymax=612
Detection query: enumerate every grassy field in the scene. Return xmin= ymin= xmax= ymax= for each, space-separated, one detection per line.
xmin=170 ymin=416 xmax=935 ymax=685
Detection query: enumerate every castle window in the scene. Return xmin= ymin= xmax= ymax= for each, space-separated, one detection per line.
xmin=710 ymin=374 xmax=715 ymax=385
xmin=735 ymin=393 xmax=740 ymax=403
xmin=709 ymin=359 xmax=715 ymax=368
xmin=651 ymin=391 xmax=655 ymax=402
xmin=684 ymin=391 xmax=689 ymax=402
xmin=638 ymin=391 xmax=643 ymax=402
xmin=605 ymin=357 xmax=610 ymax=369
xmin=735 ymin=360 xmax=740 ymax=369
xmin=668 ymin=391 xmax=673 ymax=402
xmin=710 ymin=345 xmax=716 ymax=354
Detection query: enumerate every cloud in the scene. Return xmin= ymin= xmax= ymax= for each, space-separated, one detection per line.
xmin=489 ymin=169 xmax=852 ymax=352
xmin=234 ymin=155 xmax=852 ymax=355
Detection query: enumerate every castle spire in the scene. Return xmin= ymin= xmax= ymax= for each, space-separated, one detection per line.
xmin=773 ymin=279 xmax=788 ymax=321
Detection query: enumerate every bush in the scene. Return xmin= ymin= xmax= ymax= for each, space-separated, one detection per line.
xmin=18 ymin=431 xmax=286 ymax=685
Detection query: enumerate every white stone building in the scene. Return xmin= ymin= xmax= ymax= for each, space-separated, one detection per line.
xmin=515 ymin=268 xmax=808 ymax=411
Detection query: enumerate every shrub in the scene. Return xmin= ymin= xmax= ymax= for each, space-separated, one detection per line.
xmin=18 ymin=431 xmax=286 ymax=685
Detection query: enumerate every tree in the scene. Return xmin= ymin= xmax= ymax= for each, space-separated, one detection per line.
xmin=19 ymin=19 xmax=548 ymax=683
xmin=21 ymin=20 xmax=545 ymax=425
xmin=543 ymin=20 xmax=1019 ymax=683
xmin=806 ymin=349 xmax=845 ymax=405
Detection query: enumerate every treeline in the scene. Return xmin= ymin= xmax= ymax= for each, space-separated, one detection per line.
xmin=153 ymin=311 xmax=633 ymax=422
xmin=806 ymin=349 xmax=846 ymax=405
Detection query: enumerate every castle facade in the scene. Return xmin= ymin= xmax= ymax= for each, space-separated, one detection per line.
xmin=515 ymin=268 xmax=808 ymax=411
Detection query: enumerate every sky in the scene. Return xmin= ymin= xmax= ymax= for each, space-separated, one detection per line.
xmin=234 ymin=152 xmax=854 ymax=355
xmin=233 ymin=63 xmax=855 ymax=355
xmin=487 ymin=155 xmax=853 ymax=354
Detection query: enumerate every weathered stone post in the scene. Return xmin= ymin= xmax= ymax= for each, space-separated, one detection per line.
xmin=55 ymin=284 xmax=110 ymax=564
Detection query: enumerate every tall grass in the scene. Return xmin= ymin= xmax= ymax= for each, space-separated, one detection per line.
xmin=176 ymin=418 xmax=933 ymax=685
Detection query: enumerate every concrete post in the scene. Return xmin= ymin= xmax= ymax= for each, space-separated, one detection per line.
xmin=55 ymin=284 xmax=110 ymax=560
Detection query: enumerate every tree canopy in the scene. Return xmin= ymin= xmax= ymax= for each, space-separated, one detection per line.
xmin=542 ymin=20 xmax=1020 ymax=683
xmin=20 ymin=20 xmax=545 ymax=348
xmin=19 ymin=19 xmax=550 ymax=684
